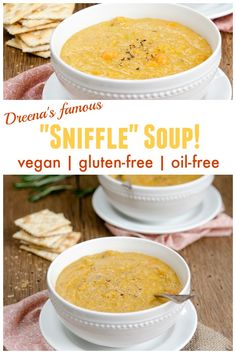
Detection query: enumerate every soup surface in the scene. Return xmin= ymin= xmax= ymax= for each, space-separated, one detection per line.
xmin=113 ymin=175 xmax=201 ymax=187
xmin=56 ymin=250 xmax=182 ymax=312
xmin=61 ymin=17 xmax=212 ymax=80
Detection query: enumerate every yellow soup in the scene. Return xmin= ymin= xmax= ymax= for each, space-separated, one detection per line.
xmin=61 ymin=17 xmax=212 ymax=80
xmin=56 ymin=250 xmax=182 ymax=313
xmin=113 ymin=175 xmax=201 ymax=187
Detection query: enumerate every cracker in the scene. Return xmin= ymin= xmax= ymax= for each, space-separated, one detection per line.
xmin=5 ymin=21 xmax=58 ymax=35
xmin=8 ymin=36 xmax=50 ymax=53
xmin=23 ymin=4 xmax=75 ymax=21
xmin=20 ymin=231 xmax=81 ymax=253
xmin=18 ymin=28 xmax=54 ymax=47
xmin=3 ymin=4 xmax=42 ymax=25
xmin=19 ymin=38 xmax=50 ymax=53
xmin=13 ymin=230 xmax=66 ymax=248
xmin=6 ymin=38 xmax=22 ymax=50
xmin=20 ymin=245 xmax=58 ymax=261
xmin=46 ymin=231 xmax=81 ymax=252
xmin=34 ymin=50 xmax=51 ymax=58
xmin=14 ymin=209 xmax=71 ymax=237
xmin=6 ymin=38 xmax=50 ymax=58
xmin=45 ymin=225 xmax=73 ymax=236
xmin=21 ymin=19 xmax=55 ymax=28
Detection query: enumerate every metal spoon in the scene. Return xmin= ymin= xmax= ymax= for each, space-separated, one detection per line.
xmin=155 ymin=294 xmax=193 ymax=304
xmin=117 ymin=175 xmax=132 ymax=190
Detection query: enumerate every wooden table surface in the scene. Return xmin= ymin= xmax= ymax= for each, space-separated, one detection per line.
xmin=3 ymin=4 xmax=233 ymax=84
xmin=4 ymin=175 xmax=232 ymax=343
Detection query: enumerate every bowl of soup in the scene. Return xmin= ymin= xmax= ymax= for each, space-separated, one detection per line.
xmin=47 ymin=236 xmax=191 ymax=347
xmin=98 ymin=175 xmax=214 ymax=223
xmin=50 ymin=3 xmax=221 ymax=100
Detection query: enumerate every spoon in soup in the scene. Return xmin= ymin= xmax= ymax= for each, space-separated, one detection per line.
xmin=155 ymin=293 xmax=193 ymax=304
xmin=117 ymin=175 xmax=132 ymax=189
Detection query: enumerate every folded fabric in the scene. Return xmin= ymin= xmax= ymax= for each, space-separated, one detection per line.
xmin=4 ymin=290 xmax=232 ymax=350
xmin=4 ymin=63 xmax=53 ymax=100
xmin=105 ymin=212 xmax=232 ymax=251
xmin=4 ymin=290 xmax=52 ymax=350
xmin=214 ymin=14 xmax=233 ymax=33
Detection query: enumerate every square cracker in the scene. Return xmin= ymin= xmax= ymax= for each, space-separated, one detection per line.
xmin=50 ymin=231 xmax=81 ymax=252
xmin=23 ymin=4 xmax=75 ymax=20
xmin=14 ymin=209 xmax=71 ymax=237
xmin=6 ymin=38 xmax=51 ymax=58
xmin=20 ymin=245 xmax=58 ymax=261
xmin=45 ymin=225 xmax=73 ymax=236
xmin=21 ymin=19 xmax=55 ymax=28
xmin=18 ymin=28 xmax=54 ymax=47
xmin=34 ymin=50 xmax=51 ymax=59
xmin=13 ymin=230 xmax=66 ymax=249
xmin=20 ymin=231 xmax=81 ymax=253
xmin=3 ymin=4 xmax=42 ymax=25
xmin=7 ymin=37 xmax=50 ymax=53
xmin=5 ymin=21 xmax=59 ymax=35
xmin=6 ymin=38 xmax=22 ymax=50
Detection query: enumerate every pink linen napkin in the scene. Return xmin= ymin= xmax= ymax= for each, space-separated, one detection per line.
xmin=214 ymin=14 xmax=233 ymax=33
xmin=105 ymin=212 xmax=233 ymax=251
xmin=4 ymin=289 xmax=232 ymax=351
xmin=3 ymin=14 xmax=233 ymax=100
xmin=4 ymin=290 xmax=52 ymax=350
xmin=4 ymin=63 xmax=53 ymax=100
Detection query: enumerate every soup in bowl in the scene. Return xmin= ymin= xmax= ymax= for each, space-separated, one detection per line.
xmin=56 ymin=250 xmax=182 ymax=313
xmin=51 ymin=3 xmax=221 ymax=99
xmin=98 ymin=175 xmax=214 ymax=223
xmin=47 ymin=237 xmax=191 ymax=347
xmin=112 ymin=174 xmax=201 ymax=187
xmin=61 ymin=17 xmax=212 ymax=80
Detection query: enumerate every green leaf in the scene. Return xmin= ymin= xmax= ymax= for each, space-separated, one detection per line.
xmin=15 ymin=175 xmax=69 ymax=189
xmin=20 ymin=175 xmax=46 ymax=182
xmin=29 ymin=185 xmax=73 ymax=202
xmin=74 ymin=187 xmax=96 ymax=198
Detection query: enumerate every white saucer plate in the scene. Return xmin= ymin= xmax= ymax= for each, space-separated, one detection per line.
xmin=92 ymin=185 xmax=222 ymax=234
xmin=42 ymin=69 xmax=232 ymax=100
xmin=40 ymin=300 xmax=197 ymax=351
xmin=180 ymin=3 xmax=233 ymax=20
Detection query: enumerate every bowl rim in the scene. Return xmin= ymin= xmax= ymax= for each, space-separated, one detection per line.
xmin=50 ymin=3 xmax=221 ymax=85
xmin=47 ymin=236 xmax=191 ymax=317
xmin=99 ymin=175 xmax=213 ymax=191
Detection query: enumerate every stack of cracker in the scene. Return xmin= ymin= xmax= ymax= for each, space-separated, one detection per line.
xmin=13 ymin=209 xmax=81 ymax=261
xmin=4 ymin=3 xmax=75 ymax=58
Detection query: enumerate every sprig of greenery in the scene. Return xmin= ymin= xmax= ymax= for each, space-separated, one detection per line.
xmin=15 ymin=175 xmax=69 ymax=189
xmin=75 ymin=187 xmax=96 ymax=198
xmin=14 ymin=176 xmax=96 ymax=202
xmin=29 ymin=185 xmax=73 ymax=202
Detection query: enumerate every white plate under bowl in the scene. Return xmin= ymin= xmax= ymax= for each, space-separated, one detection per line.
xmin=92 ymin=185 xmax=222 ymax=234
xmin=39 ymin=299 xmax=197 ymax=351
xmin=42 ymin=69 xmax=232 ymax=100
xmin=181 ymin=4 xmax=233 ymax=20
